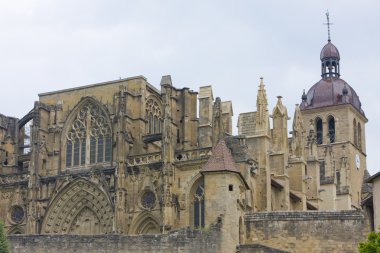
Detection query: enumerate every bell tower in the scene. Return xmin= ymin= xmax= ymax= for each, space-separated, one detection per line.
xmin=300 ymin=11 xmax=368 ymax=210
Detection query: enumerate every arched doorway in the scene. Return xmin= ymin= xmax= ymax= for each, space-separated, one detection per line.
xmin=41 ymin=178 xmax=114 ymax=234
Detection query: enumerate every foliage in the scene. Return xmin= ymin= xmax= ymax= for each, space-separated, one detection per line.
xmin=0 ymin=221 xmax=9 ymax=253
xmin=359 ymin=229 xmax=380 ymax=253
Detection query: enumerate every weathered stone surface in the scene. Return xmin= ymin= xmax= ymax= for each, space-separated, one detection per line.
xmin=9 ymin=227 xmax=221 ymax=253
xmin=245 ymin=211 xmax=369 ymax=253
xmin=238 ymin=244 xmax=290 ymax=253
xmin=237 ymin=112 xmax=256 ymax=137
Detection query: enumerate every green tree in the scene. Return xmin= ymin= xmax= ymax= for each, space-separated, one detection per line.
xmin=0 ymin=221 xmax=9 ymax=253
xmin=359 ymin=229 xmax=380 ymax=253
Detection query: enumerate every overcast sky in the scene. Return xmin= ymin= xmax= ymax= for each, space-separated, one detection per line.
xmin=0 ymin=1 xmax=379 ymax=174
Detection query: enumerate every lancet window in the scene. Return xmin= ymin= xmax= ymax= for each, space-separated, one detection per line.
xmin=192 ymin=180 xmax=205 ymax=228
xmin=66 ymin=102 xmax=112 ymax=168
xmin=315 ymin=117 xmax=323 ymax=144
xmin=146 ymin=98 xmax=162 ymax=134
xmin=328 ymin=116 xmax=335 ymax=143
xmin=353 ymin=119 xmax=358 ymax=146
xmin=358 ymin=123 xmax=362 ymax=150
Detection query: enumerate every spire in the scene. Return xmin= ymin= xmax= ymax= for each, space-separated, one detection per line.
xmin=255 ymin=77 xmax=269 ymax=134
xmin=212 ymin=97 xmax=225 ymax=146
xmin=272 ymin=96 xmax=288 ymax=153
xmin=273 ymin=96 xmax=287 ymax=117
xmin=292 ymin=104 xmax=303 ymax=132
xmin=291 ymin=104 xmax=305 ymax=158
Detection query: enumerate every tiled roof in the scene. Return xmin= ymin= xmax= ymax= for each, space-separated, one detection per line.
xmin=202 ymin=140 xmax=239 ymax=173
xmin=366 ymin=171 xmax=380 ymax=183
xmin=362 ymin=169 xmax=373 ymax=193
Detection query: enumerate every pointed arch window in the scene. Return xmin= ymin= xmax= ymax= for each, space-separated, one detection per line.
xmin=353 ymin=119 xmax=358 ymax=146
xmin=358 ymin=123 xmax=362 ymax=150
xmin=146 ymin=98 xmax=162 ymax=134
xmin=315 ymin=117 xmax=323 ymax=144
xmin=328 ymin=116 xmax=335 ymax=143
xmin=192 ymin=180 xmax=205 ymax=228
xmin=66 ymin=102 xmax=112 ymax=168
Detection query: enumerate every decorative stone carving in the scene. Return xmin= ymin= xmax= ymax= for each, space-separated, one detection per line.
xmin=0 ymin=174 xmax=28 ymax=185
xmin=41 ymin=178 xmax=113 ymax=234
xmin=127 ymin=153 xmax=161 ymax=166
xmin=175 ymin=148 xmax=212 ymax=163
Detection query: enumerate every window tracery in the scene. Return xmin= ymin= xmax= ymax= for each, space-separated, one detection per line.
xmin=192 ymin=180 xmax=205 ymax=228
xmin=66 ymin=102 xmax=111 ymax=168
xmin=141 ymin=191 xmax=156 ymax=209
xmin=11 ymin=205 xmax=25 ymax=224
xmin=146 ymin=98 xmax=162 ymax=134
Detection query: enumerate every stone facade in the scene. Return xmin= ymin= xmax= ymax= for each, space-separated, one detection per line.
xmin=0 ymin=28 xmax=378 ymax=252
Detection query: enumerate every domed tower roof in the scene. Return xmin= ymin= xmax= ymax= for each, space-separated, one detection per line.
xmin=300 ymin=77 xmax=365 ymax=116
xmin=300 ymin=12 xmax=365 ymax=117
xmin=320 ymin=41 xmax=340 ymax=60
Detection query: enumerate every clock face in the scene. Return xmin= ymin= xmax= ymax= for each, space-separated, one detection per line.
xmin=355 ymin=154 xmax=360 ymax=169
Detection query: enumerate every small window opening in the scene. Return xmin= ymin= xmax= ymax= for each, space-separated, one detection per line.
xmin=229 ymin=184 xmax=233 ymax=191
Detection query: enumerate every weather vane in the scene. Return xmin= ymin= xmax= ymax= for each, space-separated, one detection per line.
xmin=324 ymin=10 xmax=334 ymax=42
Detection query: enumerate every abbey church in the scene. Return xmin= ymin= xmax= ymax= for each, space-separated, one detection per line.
xmin=0 ymin=16 xmax=378 ymax=253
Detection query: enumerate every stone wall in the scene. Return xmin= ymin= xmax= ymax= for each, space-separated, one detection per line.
xmin=245 ymin=211 xmax=370 ymax=253
xmin=238 ymin=244 xmax=290 ymax=253
xmin=8 ymin=227 xmax=221 ymax=253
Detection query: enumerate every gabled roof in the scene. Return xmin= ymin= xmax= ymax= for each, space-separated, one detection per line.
xmin=202 ymin=140 xmax=239 ymax=173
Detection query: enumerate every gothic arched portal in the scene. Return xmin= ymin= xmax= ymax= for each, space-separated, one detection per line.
xmin=130 ymin=212 xmax=161 ymax=235
xmin=41 ymin=178 xmax=114 ymax=235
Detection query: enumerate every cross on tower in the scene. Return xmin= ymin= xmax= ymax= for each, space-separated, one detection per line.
xmin=324 ymin=10 xmax=334 ymax=42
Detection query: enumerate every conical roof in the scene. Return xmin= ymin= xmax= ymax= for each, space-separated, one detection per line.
xmin=202 ymin=139 xmax=239 ymax=173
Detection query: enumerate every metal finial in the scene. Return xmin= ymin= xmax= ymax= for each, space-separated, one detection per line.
xmin=324 ymin=10 xmax=332 ymax=42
